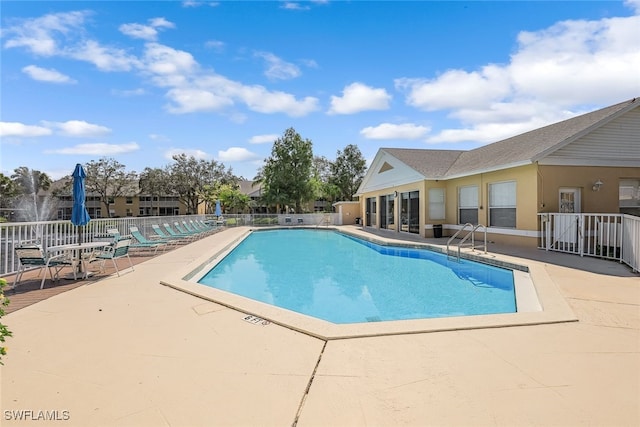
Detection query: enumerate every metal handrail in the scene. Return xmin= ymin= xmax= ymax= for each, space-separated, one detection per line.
xmin=446 ymin=223 xmax=488 ymax=261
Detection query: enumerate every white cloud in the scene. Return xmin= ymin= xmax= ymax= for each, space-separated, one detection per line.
xmin=4 ymin=12 xmax=320 ymax=119
xmin=217 ymin=147 xmax=260 ymax=162
xmin=45 ymin=142 xmax=140 ymax=155
xmin=0 ymin=122 xmax=52 ymax=137
xmin=164 ymin=72 xmax=320 ymax=116
xmin=164 ymin=148 xmax=209 ymax=160
xmin=69 ymin=39 xmax=141 ymax=72
xmin=396 ymin=7 xmax=640 ymax=144
xmin=249 ymin=134 xmax=279 ymax=144
xmin=625 ymin=0 xmax=640 ymax=13
xmin=395 ymin=65 xmax=511 ymax=111
xmin=205 ymin=40 xmax=225 ymax=52
xmin=360 ymin=123 xmax=430 ymax=140
xmin=119 ymin=18 xmax=175 ymax=41
xmin=22 ymin=65 xmax=76 ymax=84
xmin=182 ymin=1 xmax=220 ymax=7
xmin=281 ymin=2 xmax=310 ymax=10
xmin=255 ymin=51 xmax=301 ymax=80
xmin=111 ymin=88 xmax=146 ymax=97
xmin=328 ymin=82 xmax=391 ymax=115
xmin=143 ymin=42 xmax=198 ymax=78
xmin=119 ymin=23 xmax=158 ymax=41
xmin=43 ymin=120 xmax=111 ymax=137
xmin=2 ymin=11 xmax=89 ymax=56
xmin=148 ymin=133 xmax=170 ymax=141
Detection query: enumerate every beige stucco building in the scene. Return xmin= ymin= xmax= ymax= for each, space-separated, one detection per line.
xmin=356 ymin=98 xmax=640 ymax=246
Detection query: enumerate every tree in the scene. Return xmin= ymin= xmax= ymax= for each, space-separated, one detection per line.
xmin=312 ymin=155 xmax=340 ymax=207
xmin=139 ymin=167 xmax=172 ymax=216
xmin=168 ymin=154 xmax=236 ymax=214
xmin=11 ymin=167 xmax=52 ymax=196
xmin=84 ymin=158 xmax=138 ymax=218
xmin=0 ymin=173 xmax=17 ymax=209
xmin=329 ymin=144 xmax=367 ymax=201
xmin=258 ymin=128 xmax=314 ymax=213
xmin=218 ymin=184 xmax=251 ymax=214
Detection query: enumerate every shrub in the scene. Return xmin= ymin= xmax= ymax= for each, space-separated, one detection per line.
xmin=0 ymin=278 xmax=11 ymax=364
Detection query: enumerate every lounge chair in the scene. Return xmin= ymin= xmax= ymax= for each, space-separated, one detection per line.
xmin=162 ymin=223 xmax=196 ymax=240
xmin=174 ymin=221 xmax=202 ymax=237
xmin=14 ymin=244 xmax=77 ymax=289
xmin=151 ymin=224 xmax=189 ymax=244
xmin=192 ymin=220 xmax=217 ymax=234
xmin=128 ymin=226 xmax=168 ymax=254
xmin=181 ymin=220 xmax=209 ymax=236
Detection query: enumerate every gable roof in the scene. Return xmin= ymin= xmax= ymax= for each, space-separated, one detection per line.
xmin=358 ymin=97 xmax=638 ymax=194
xmin=445 ymin=97 xmax=638 ymax=177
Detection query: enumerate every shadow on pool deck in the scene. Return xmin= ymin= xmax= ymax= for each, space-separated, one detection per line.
xmin=4 ymin=248 xmax=169 ymax=314
xmin=364 ymin=226 xmax=637 ymax=277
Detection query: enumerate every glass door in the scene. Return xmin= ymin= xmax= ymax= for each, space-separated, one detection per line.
xmin=559 ymin=188 xmax=581 ymax=213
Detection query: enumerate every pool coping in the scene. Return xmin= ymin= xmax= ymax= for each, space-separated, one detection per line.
xmin=160 ymin=226 xmax=578 ymax=340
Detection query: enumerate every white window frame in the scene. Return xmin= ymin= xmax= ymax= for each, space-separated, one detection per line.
xmin=620 ymin=179 xmax=640 ymax=208
xmin=458 ymin=185 xmax=478 ymax=224
xmin=428 ymin=188 xmax=445 ymax=220
xmin=488 ymin=181 xmax=516 ymax=228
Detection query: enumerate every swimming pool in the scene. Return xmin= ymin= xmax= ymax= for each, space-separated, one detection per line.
xmin=197 ymin=229 xmax=515 ymax=324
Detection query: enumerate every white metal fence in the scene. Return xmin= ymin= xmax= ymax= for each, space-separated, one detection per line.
xmin=0 ymin=213 xmax=340 ymax=277
xmin=539 ymin=213 xmax=640 ymax=272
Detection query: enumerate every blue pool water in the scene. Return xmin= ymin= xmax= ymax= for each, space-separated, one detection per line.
xmin=198 ymin=229 xmax=516 ymax=324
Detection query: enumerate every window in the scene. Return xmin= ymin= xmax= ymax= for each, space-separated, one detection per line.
xmin=620 ymin=179 xmax=640 ymax=208
xmin=126 ymin=197 xmax=133 ymax=204
xmin=428 ymin=188 xmax=445 ymax=220
xmin=489 ymin=181 xmax=516 ymax=228
xmin=458 ymin=185 xmax=478 ymax=224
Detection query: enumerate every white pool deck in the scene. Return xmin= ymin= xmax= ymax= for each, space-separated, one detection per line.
xmin=1 ymin=226 xmax=638 ymax=426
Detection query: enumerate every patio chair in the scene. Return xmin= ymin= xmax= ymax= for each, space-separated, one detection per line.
xmin=181 ymin=221 xmax=208 ymax=236
xmin=174 ymin=221 xmax=202 ymax=237
xmin=85 ymin=237 xmax=134 ymax=277
xmin=162 ymin=223 xmax=197 ymax=241
xmin=191 ymin=220 xmax=217 ymax=234
xmin=14 ymin=244 xmax=77 ymax=289
xmin=151 ymin=224 xmax=188 ymax=244
xmin=128 ymin=226 xmax=168 ymax=255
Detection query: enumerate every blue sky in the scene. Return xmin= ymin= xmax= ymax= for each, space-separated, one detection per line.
xmin=1 ymin=1 xmax=639 ymax=181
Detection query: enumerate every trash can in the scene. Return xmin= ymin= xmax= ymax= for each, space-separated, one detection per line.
xmin=433 ymin=224 xmax=443 ymax=238
xmin=355 ymin=217 xmax=361 ymax=225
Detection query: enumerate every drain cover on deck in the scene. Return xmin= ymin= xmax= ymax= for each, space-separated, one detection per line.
xmin=242 ymin=314 xmax=271 ymax=326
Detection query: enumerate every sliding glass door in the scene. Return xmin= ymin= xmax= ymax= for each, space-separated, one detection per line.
xmin=400 ymin=191 xmax=420 ymax=234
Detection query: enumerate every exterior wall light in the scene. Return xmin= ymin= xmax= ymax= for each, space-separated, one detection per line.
xmin=592 ymin=180 xmax=604 ymax=191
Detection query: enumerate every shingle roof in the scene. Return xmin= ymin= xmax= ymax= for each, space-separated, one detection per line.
xmin=382 ymin=148 xmax=464 ymax=179
xmin=384 ymin=97 xmax=638 ymax=180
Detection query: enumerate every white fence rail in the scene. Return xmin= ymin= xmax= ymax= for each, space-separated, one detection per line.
xmin=0 ymin=213 xmax=340 ymax=277
xmin=539 ymin=213 xmax=640 ymax=272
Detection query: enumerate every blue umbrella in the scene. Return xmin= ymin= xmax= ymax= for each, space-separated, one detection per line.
xmin=71 ymin=163 xmax=91 ymax=243
xmin=215 ymin=200 xmax=222 ymax=217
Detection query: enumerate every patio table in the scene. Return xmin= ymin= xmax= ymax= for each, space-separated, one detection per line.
xmin=47 ymin=241 xmax=112 ymax=279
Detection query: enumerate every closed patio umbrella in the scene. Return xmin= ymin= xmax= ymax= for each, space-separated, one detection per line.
xmin=71 ymin=163 xmax=91 ymax=243
xmin=215 ymin=200 xmax=222 ymax=218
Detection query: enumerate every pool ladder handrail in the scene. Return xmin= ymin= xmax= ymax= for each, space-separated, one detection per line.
xmin=446 ymin=223 xmax=488 ymax=262
xmin=316 ymin=213 xmax=332 ymax=228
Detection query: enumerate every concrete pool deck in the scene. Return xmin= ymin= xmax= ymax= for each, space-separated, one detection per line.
xmin=1 ymin=226 xmax=638 ymax=426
